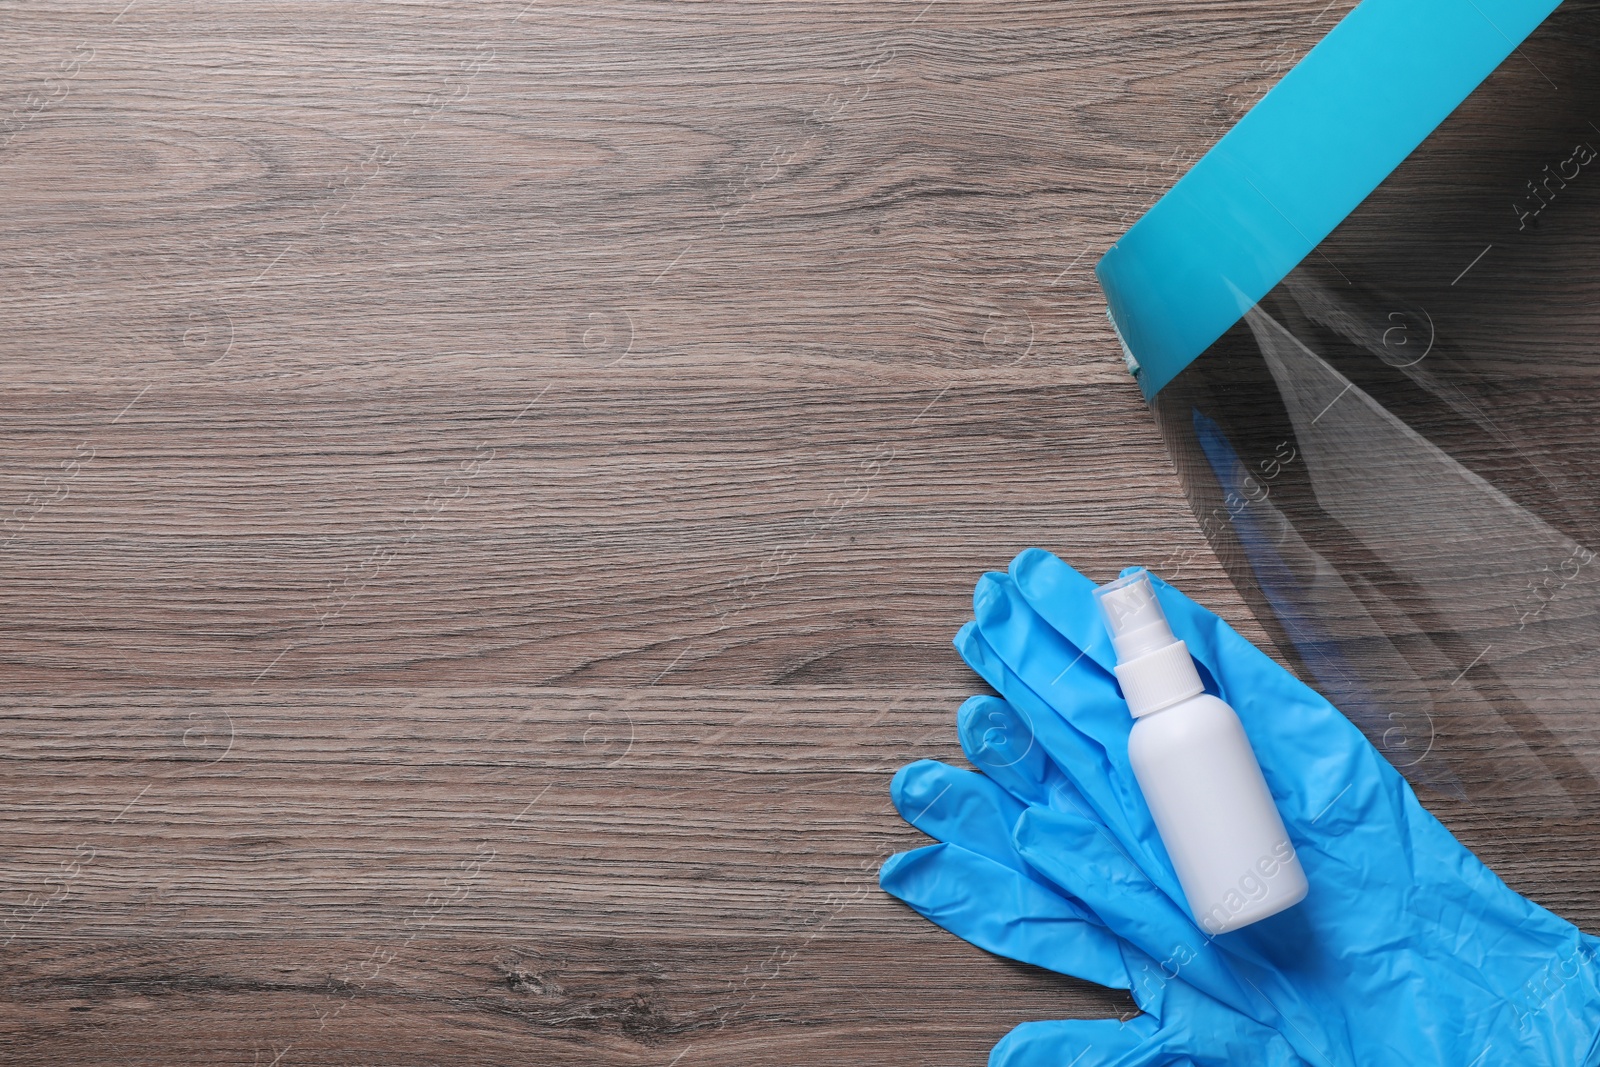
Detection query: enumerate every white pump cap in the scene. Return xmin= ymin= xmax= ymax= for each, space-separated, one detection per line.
xmin=1093 ymin=569 xmax=1204 ymax=717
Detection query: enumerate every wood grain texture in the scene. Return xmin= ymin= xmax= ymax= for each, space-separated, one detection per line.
xmin=0 ymin=1 xmax=1368 ymax=1063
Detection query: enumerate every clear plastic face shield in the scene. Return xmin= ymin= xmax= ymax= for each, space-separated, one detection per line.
xmin=1100 ymin=0 xmax=1600 ymax=826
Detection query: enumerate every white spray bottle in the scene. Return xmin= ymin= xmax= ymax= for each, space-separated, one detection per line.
xmin=1093 ymin=569 xmax=1308 ymax=934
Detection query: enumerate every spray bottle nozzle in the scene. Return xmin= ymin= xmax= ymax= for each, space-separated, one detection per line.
xmin=1093 ymin=568 xmax=1177 ymax=662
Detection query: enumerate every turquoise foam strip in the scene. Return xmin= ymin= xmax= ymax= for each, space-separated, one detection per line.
xmin=1096 ymin=0 xmax=1564 ymax=400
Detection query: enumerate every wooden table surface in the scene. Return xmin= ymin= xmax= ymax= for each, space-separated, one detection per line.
xmin=0 ymin=1 xmax=1410 ymax=1062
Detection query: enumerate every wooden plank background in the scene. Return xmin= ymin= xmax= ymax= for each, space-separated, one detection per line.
xmin=10 ymin=0 xmax=1551 ymax=1062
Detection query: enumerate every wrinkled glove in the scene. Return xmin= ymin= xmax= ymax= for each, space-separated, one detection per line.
xmin=884 ymin=697 xmax=1303 ymax=1066
xmin=881 ymin=549 xmax=1600 ymax=1067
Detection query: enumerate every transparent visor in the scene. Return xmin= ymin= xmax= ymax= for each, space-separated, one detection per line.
xmin=1151 ymin=0 xmax=1600 ymax=817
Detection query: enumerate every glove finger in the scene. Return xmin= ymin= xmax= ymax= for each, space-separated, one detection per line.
xmin=972 ymin=570 xmax=1145 ymax=774
xmin=992 ymin=1010 xmax=1307 ymax=1067
xmin=957 ymin=694 xmax=1076 ymax=810
xmin=1012 ymin=806 xmax=1271 ymax=1027
xmin=1008 ymin=546 xmax=1275 ymax=716
xmin=1006 ymin=548 xmax=1120 ymax=673
xmin=878 ymin=822 xmax=1217 ymax=1028
xmin=956 ymin=696 xmax=1128 ymax=871
xmin=889 ymin=758 xmax=1029 ymax=874
xmin=891 ymin=755 xmax=1124 ymax=922
xmin=1004 ymin=552 xmax=1224 ymax=703
xmin=885 ymin=783 xmax=1303 ymax=1057
xmin=878 ymin=842 xmax=1134 ymax=991
xmin=896 ymin=745 xmax=1234 ymax=1015
xmin=955 ymin=618 xmax=1183 ymax=907
xmin=954 ymin=616 xmax=1122 ymax=804
xmin=1007 ymin=548 xmax=1279 ymax=706
xmin=987 ymin=1018 xmax=1159 ymax=1067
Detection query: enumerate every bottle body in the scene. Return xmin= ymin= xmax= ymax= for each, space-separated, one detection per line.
xmin=1128 ymin=692 xmax=1308 ymax=934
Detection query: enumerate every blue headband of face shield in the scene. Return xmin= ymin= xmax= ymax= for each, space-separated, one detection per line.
xmin=1096 ymin=0 xmax=1563 ymax=399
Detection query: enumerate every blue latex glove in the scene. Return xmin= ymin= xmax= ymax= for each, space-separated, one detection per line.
xmin=881 ymin=550 xmax=1600 ymax=1066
